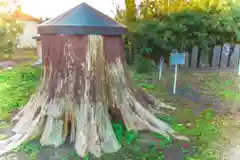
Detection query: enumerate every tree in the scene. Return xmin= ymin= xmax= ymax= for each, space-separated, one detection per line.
xmin=130 ymin=8 xmax=240 ymax=63
xmin=45 ymin=17 xmax=50 ymax=21
xmin=115 ymin=0 xmax=239 ymax=65
xmin=115 ymin=6 xmax=127 ymax=24
xmin=125 ymin=0 xmax=137 ymax=22
xmin=0 ymin=35 xmax=187 ymax=157
xmin=0 ymin=2 xmax=23 ymax=56
xmin=39 ymin=17 xmax=51 ymax=23
xmin=15 ymin=4 xmax=22 ymax=11
xmin=0 ymin=2 xmax=188 ymax=158
xmin=135 ymin=0 xmax=233 ymax=20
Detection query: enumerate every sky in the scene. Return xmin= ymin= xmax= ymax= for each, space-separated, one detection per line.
xmin=19 ymin=0 xmax=127 ymax=18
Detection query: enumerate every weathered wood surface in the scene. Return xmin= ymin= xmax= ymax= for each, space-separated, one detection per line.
xmin=176 ymin=43 xmax=240 ymax=70
xmin=199 ymin=49 xmax=209 ymax=68
xmin=191 ymin=46 xmax=198 ymax=68
xmin=230 ymin=44 xmax=240 ymax=67
xmin=211 ymin=45 xmax=222 ymax=68
xmin=220 ymin=43 xmax=231 ymax=68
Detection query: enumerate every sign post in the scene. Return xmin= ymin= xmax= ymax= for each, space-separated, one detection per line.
xmin=170 ymin=53 xmax=185 ymax=94
xmin=173 ymin=64 xmax=178 ymax=94
xmin=238 ymin=58 xmax=240 ymax=76
xmin=159 ymin=56 xmax=164 ymax=80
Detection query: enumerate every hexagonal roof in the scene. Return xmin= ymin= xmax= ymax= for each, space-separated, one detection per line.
xmin=38 ymin=2 xmax=128 ymax=35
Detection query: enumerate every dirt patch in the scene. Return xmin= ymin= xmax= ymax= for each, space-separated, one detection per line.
xmin=0 ymin=61 xmax=17 ymax=68
xmin=138 ymin=69 xmax=240 ymax=160
xmin=0 ymin=59 xmax=35 ymax=69
xmin=155 ymin=69 xmax=240 ymax=113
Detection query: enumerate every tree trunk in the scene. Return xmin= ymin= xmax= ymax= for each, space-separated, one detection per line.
xmin=0 ymin=35 xmax=188 ymax=158
xmin=125 ymin=0 xmax=137 ymax=22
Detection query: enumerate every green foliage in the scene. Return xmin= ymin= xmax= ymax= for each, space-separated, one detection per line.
xmin=15 ymin=141 xmax=41 ymax=160
xmin=199 ymin=72 xmax=240 ymax=102
xmin=124 ymin=0 xmax=137 ymax=22
xmin=113 ymin=123 xmax=138 ymax=145
xmin=130 ymin=9 xmax=239 ymax=62
xmin=0 ymin=13 xmax=23 ymax=56
xmin=115 ymin=6 xmax=127 ymax=25
xmin=137 ymin=0 xmax=233 ymax=20
xmin=39 ymin=17 xmax=50 ymax=23
xmin=0 ymin=66 xmax=42 ymax=120
xmin=111 ymin=107 xmax=221 ymax=160
xmin=117 ymin=0 xmax=240 ymax=64
xmin=134 ymin=53 xmax=156 ymax=74
xmin=134 ymin=72 xmax=223 ymax=160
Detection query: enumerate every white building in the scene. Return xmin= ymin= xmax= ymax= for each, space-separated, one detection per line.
xmin=32 ymin=35 xmax=42 ymax=65
xmin=0 ymin=0 xmax=40 ymax=48
xmin=12 ymin=10 xmax=40 ymax=48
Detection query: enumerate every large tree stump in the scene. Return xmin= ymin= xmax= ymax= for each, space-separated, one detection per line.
xmin=0 ymin=35 xmax=188 ymax=157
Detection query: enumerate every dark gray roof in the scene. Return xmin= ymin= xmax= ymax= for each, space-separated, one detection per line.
xmin=38 ymin=2 xmax=128 ymax=35
xmin=32 ymin=35 xmax=40 ymax=40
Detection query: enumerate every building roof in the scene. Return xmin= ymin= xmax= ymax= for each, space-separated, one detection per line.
xmin=32 ymin=35 xmax=40 ymax=40
xmin=11 ymin=10 xmax=40 ymax=22
xmin=38 ymin=2 xmax=128 ymax=35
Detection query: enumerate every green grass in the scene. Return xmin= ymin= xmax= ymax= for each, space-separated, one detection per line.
xmin=0 ymin=66 xmax=42 ymax=120
xmin=14 ymin=140 xmax=41 ymax=160
xmin=191 ymin=72 xmax=240 ymax=102
xmin=133 ymin=72 xmax=223 ymax=160
xmin=0 ymin=66 xmax=230 ymax=160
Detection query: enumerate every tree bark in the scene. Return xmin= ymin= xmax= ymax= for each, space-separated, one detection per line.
xmin=0 ymin=35 xmax=188 ymax=157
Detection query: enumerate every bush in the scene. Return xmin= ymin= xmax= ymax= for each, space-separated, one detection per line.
xmin=126 ymin=9 xmax=240 ymax=64
xmin=134 ymin=54 xmax=156 ymax=74
xmin=125 ymin=49 xmax=134 ymax=66
xmin=0 ymin=14 xmax=23 ymax=56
